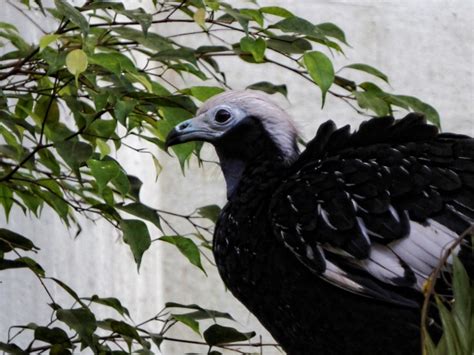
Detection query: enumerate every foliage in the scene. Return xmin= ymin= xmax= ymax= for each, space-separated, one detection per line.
xmin=0 ymin=0 xmax=457 ymax=353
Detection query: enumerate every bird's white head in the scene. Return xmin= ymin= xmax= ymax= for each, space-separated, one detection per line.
xmin=166 ymin=90 xmax=300 ymax=198
xmin=166 ymin=90 xmax=299 ymax=162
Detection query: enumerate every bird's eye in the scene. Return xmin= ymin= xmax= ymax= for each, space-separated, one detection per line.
xmin=215 ymin=109 xmax=232 ymax=123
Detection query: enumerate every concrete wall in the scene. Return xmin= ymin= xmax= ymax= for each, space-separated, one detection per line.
xmin=0 ymin=1 xmax=472 ymax=354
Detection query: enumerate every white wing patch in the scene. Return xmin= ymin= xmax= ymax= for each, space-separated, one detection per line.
xmin=352 ymin=244 xmax=408 ymax=286
xmin=389 ymin=220 xmax=459 ymax=289
xmin=321 ymin=219 xmax=460 ymax=292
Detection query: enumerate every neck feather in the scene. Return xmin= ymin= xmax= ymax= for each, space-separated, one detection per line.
xmin=214 ymin=117 xmax=297 ymax=199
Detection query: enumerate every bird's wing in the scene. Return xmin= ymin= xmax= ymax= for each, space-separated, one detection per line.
xmin=269 ymin=113 xmax=474 ymax=307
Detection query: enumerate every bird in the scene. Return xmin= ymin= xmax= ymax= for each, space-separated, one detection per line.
xmin=165 ymin=90 xmax=473 ymax=355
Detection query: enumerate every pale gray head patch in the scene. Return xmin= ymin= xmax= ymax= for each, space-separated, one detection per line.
xmin=198 ymin=90 xmax=299 ymax=163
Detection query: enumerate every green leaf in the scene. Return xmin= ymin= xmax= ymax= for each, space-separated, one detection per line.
xmin=240 ymin=37 xmax=266 ymax=62
xmin=111 ymin=170 xmax=130 ymax=196
xmin=0 ymin=185 xmax=13 ymax=219
xmin=56 ymin=308 xmax=97 ymax=347
xmin=54 ymin=0 xmax=89 ymax=34
xmin=87 ymin=159 xmax=120 ymax=192
xmin=181 ymin=86 xmax=225 ymax=102
xmin=0 ymin=257 xmax=45 ymax=276
xmin=117 ymin=202 xmax=161 ymax=230
xmin=34 ymin=327 xmax=71 ymax=346
xmin=165 ymin=303 xmax=234 ymax=321
xmin=38 ymin=149 xmax=60 ymax=175
xmin=87 ymin=119 xmax=117 ymax=139
xmin=272 ymin=16 xmax=317 ymax=37
xmin=451 ymin=256 xmax=471 ymax=352
xmin=196 ymin=45 xmax=230 ymax=54
xmin=344 ymin=63 xmax=389 ymax=83
xmin=152 ymin=48 xmax=197 ymax=64
xmin=303 ymin=51 xmax=335 ymax=106
xmin=203 ymin=324 xmax=255 ymax=346
xmin=197 ymin=205 xmax=221 ymax=223
xmin=0 ymin=22 xmax=18 ymax=32
xmin=89 ymin=52 xmax=137 ymax=76
xmin=16 ymin=190 xmax=42 ymax=216
xmin=118 ymin=8 xmax=152 ymax=35
xmin=110 ymin=320 xmax=141 ymax=342
xmin=0 ymin=342 xmax=27 ymax=355
xmin=315 ymin=22 xmax=348 ymax=44
xmin=220 ymin=5 xmax=251 ymax=31
xmin=66 ymin=49 xmax=88 ymax=84
xmin=435 ymin=295 xmax=462 ymax=355
xmin=204 ymin=0 xmax=219 ymax=11
xmin=0 ymin=228 xmax=38 ymax=253
xmin=84 ymin=295 xmax=130 ymax=318
xmin=354 ymin=91 xmax=390 ymax=116
xmin=240 ymin=9 xmax=264 ymax=27
xmin=56 ymin=141 xmax=93 ymax=171
xmin=50 ymin=278 xmax=87 ymax=307
xmin=127 ymin=72 xmax=153 ymax=92
xmin=423 ymin=328 xmax=437 ymax=355
xmin=389 ymin=95 xmax=441 ymax=127
xmin=34 ymin=185 xmax=69 ymax=221
xmin=112 ymin=27 xmax=173 ymax=51
xmin=120 ymin=219 xmax=151 ymax=269
xmin=260 ymin=6 xmax=293 ymax=18
xmin=247 ymin=81 xmax=287 ymax=97
xmin=155 ymin=112 xmax=194 ymax=172
xmin=39 ymin=47 xmax=66 ymax=75
xmin=159 ymin=236 xmax=205 ymax=274
xmin=0 ymin=28 xmax=31 ymax=54
xmin=266 ymin=35 xmax=312 ymax=54
xmin=171 ymin=314 xmax=200 ymax=335
xmin=15 ymin=93 xmax=33 ymax=119
xmin=114 ymin=100 xmax=137 ymax=126
xmin=150 ymin=333 xmax=163 ymax=349
xmin=39 ymin=34 xmax=60 ymax=51
xmin=49 ymin=344 xmax=71 ymax=355
xmin=33 ymin=96 xmax=60 ymax=126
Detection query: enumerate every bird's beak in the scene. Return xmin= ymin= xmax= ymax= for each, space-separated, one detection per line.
xmin=165 ymin=114 xmax=220 ymax=149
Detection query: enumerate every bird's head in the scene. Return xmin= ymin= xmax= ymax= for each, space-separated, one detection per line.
xmin=166 ymin=90 xmax=299 ymax=161
xmin=165 ymin=90 xmax=299 ymax=198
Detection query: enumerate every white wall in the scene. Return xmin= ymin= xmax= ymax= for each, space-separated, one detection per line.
xmin=0 ymin=1 xmax=472 ymax=354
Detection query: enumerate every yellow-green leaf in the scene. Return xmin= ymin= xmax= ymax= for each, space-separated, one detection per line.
xmin=66 ymin=49 xmax=88 ymax=85
xmin=39 ymin=34 xmax=60 ymax=51
xmin=193 ymin=8 xmax=206 ymax=28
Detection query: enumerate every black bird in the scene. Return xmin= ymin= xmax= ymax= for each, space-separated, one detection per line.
xmin=166 ymin=90 xmax=473 ymax=355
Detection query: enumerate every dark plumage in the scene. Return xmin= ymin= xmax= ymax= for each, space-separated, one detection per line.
xmin=166 ymin=91 xmax=474 ymax=354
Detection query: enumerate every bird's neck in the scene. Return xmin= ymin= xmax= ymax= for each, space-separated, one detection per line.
xmin=216 ymin=144 xmax=290 ymax=200
xmin=214 ymin=116 xmax=297 ymax=199
xmin=216 ymin=153 xmax=246 ymax=199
